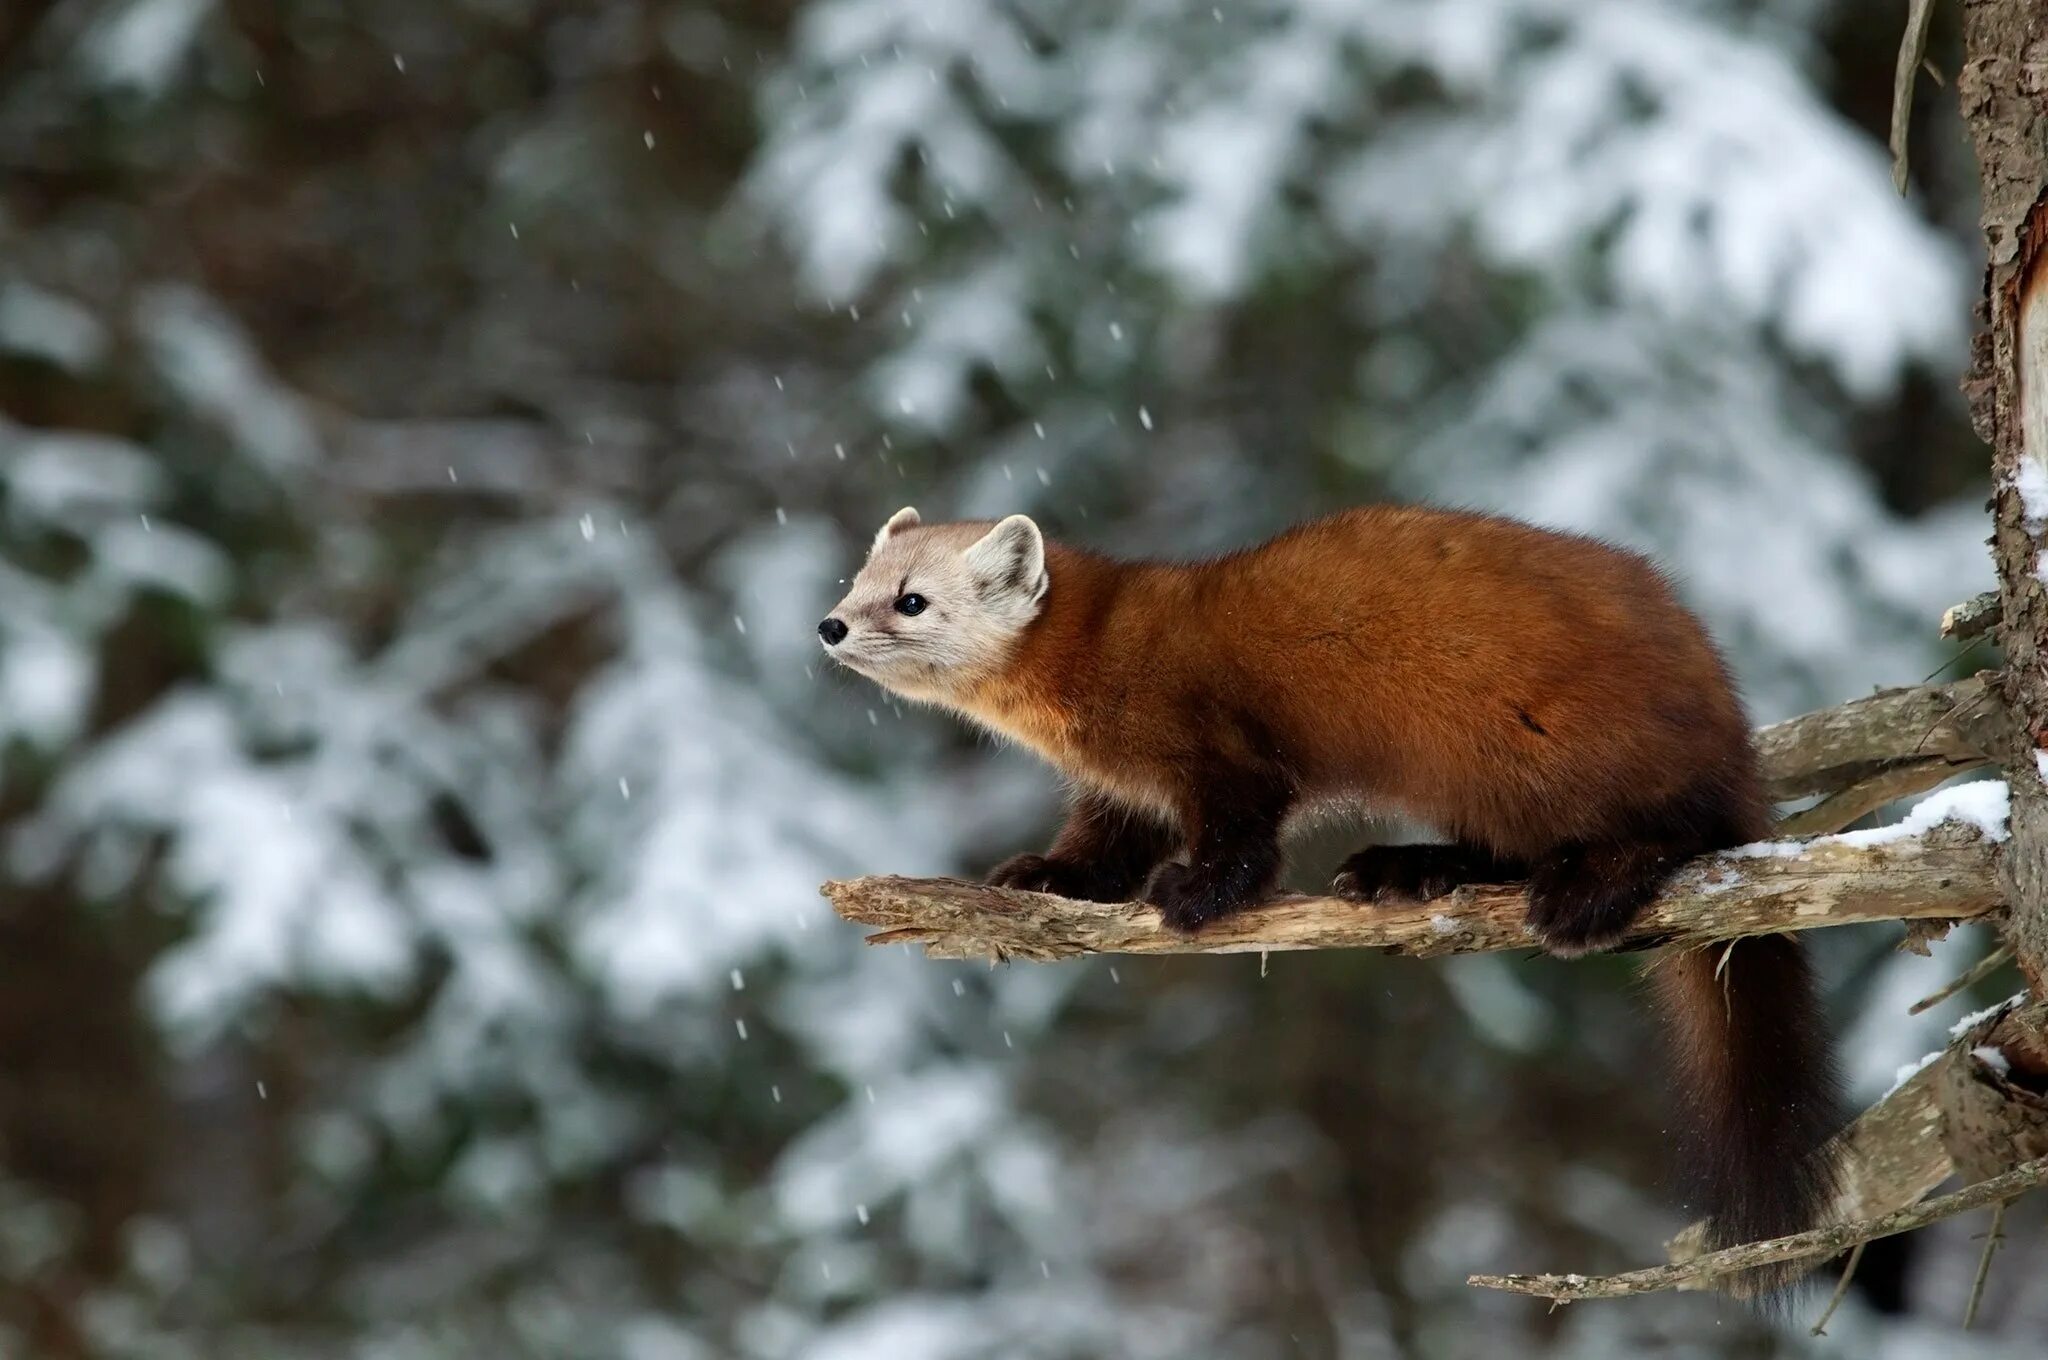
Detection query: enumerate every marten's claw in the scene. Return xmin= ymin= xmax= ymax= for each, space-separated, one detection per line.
xmin=1328 ymin=866 xmax=1380 ymax=902
xmin=985 ymin=852 xmax=1053 ymax=890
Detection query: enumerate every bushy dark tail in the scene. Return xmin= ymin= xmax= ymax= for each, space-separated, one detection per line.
xmin=1651 ymin=936 xmax=1844 ymax=1299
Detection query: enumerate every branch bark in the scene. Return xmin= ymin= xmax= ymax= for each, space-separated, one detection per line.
xmin=1942 ymin=592 xmax=2004 ymax=641
xmin=824 ymin=817 xmax=2003 ymax=963
xmin=1761 ymin=675 xmax=1998 ymax=819
xmin=1469 ymin=1156 xmax=2048 ymax=1303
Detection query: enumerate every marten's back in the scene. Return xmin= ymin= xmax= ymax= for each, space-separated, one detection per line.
xmin=1059 ymin=506 xmax=1766 ymax=854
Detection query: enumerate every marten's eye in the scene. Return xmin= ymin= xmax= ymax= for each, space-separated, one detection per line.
xmin=894 ymin=592 xmax=928 ymax=617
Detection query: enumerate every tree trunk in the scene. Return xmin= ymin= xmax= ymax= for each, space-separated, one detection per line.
xmin=1962 ymin=0 xmax=2048 ymax=994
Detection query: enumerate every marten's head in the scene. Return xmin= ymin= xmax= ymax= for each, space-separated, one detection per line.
xmin=819 ymin=507 xmax=1049 ymax=698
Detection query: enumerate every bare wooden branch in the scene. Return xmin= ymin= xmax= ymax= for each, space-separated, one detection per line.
xmin=1468 ymin=1157 xmax=2048 ymax=1302
xmin=1755 ymin=676 xmax=1999 ymax=804
xmin=1963 ymin=1201 xmax=2007 ymax=1328
xmin=824 ymin=819 xmax=2003 ymax=963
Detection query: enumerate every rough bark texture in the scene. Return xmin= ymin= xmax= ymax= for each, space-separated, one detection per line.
xmin=825 ymin=818 xmax=2002 ymax=963
xmin=1470 ymin=1156 xmax=2048 ymax=1303
xmin=1755 ymin=675 xmax=2001 ymax=804
xmin=1940 ymin=1000 xmax=2048 ymax=1180
xmin=1963 ymin=0 xmax=2048 ymax=994
xmin=1942 ymin=591 xmax=2005 ymax=641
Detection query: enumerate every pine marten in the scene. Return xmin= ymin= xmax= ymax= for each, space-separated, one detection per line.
xmin=820 ymin=505 xmax=1843 ymax=1290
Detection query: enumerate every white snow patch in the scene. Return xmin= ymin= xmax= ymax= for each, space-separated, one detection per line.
xmin=1726 ymin=837 xmax=1806 ymax=860
xmin=1439 ymin=955 xmax=1553 ymax=1052
xmin=1950 ymin=991 xmax=2029 ymax=1040
xmin=1826 ymin=780 xmax=2010 ymax=849
xmin=0 ymin=283 xmax=109 ymax=371
xmin=1744 ymin=782 xmax=2015 ymax=864
xmin=0 ymin=628 xmax=93 ymax=749
xmin=85 ymin=0 xmax=214 ymax=99
xmin=135 ymin=286 xmax=318 ymax=473
xmin=1971 ymin=1045 xmax=2011 ymax=1077
xmin=1885 ymin=1049 xmax=1942 ymax=1096
xmin=2015 ymin=457 xmax=2048 ymax=534
xmin=3 ymin=431 xmax=164 ymax=524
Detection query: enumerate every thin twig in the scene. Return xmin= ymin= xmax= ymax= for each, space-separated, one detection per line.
xmin=1809 ymin=1241 xmax=1866 ymax=1336
xmin=1909 ymin=942 xmax=2018 ymax=1015
xmin=1963 ymin=1201 xmax=2007 ymax=1328
xmin=1891 ymin=0 xmax=1940 ymax=194
xmin=1468 ymin=1157 xmax=2048 ymax=1302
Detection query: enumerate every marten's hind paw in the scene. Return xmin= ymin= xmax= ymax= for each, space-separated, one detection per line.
xmin=1525 ymin=841 xmax=1672 ymax=957
xmin=1145 ymin=863 xmax=1250 ymax=933
xmin=1523 ymin=909 xmax=1633 ymax=958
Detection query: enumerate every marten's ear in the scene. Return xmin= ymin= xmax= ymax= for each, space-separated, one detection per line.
xmin=964 ymin=514 xmax=1047 ymax=607
xmin=871 ymin=506 xmax=920 ymax=552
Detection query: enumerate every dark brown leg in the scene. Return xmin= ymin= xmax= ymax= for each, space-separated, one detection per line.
xmin=1526 ymin=838 xmax=1688 ymax=956
xmin=985 ymin=790 xmax=1177 ymax=902
xmin=1145 ymin=770 xmax=1291 ymax=933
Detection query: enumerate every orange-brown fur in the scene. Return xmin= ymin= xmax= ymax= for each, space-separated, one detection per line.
xmin=959 ymin=507 xmax=1763 ymax=856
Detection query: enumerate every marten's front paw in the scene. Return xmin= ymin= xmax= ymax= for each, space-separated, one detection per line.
xmin=984 ymin=853 xmax=1131 ymax=902
xmin=1332 ymin=847 xmax=1455 ymax=903
xmin=1331 ymin=844 xmax=1512 ymax=903
xmin=1145 ymin=863 xmax=1252 ymax=933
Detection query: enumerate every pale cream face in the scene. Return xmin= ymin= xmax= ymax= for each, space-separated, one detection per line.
xmin=819 ymin=508 xmax=1049 ymax=700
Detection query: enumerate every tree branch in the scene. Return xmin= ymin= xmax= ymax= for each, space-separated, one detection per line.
xmin=1755 ymin=675 xmax=2000 ymax=804
xmin=1468 ymin=1157 xmax=2048 ymax=1303
xmin=824 ymin=818 xmax=2003 ymax=963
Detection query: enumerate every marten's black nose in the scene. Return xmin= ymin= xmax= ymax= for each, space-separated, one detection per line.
xmin=818 ymin=617 xmax=849 ymax=646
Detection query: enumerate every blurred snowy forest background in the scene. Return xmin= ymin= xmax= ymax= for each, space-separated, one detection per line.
xmin=0 ymin=0 xmax=2039 ymax=1356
